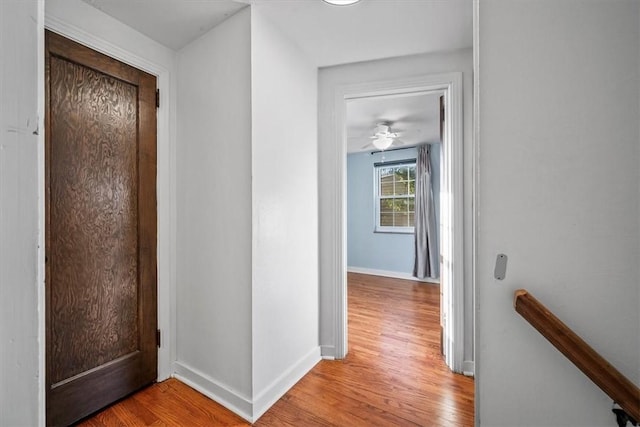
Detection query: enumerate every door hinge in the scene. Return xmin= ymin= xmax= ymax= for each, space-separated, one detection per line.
xmin=156 ymin=329 xmax=161 ymax=348
xmin=155 ymin=89 xmax=160 ymax=109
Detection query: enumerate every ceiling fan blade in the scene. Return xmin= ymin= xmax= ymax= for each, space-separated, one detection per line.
xmin=393 ymin=113 xmax=429 ymax=124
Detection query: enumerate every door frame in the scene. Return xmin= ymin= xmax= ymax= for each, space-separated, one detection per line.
xmin=39 ymin=15 xmax=175 ymax=421
xmin=332 ymin=72 xmax=465 ymax=372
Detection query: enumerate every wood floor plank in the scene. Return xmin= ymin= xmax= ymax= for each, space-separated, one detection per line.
xmin=79 ymin=273 xmax=474 ymax=426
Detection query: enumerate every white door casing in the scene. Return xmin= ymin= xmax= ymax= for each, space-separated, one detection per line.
xmin=333 ymin=72 xmax=465 ymax=372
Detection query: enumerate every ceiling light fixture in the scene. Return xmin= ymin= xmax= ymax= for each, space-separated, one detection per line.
xmin=322 ymin=0 xmax=361 ymax=6
xmin=372 ymin=136 xmax=394 ymax=151
xmin=370 ymin=123 xmax=398 ymax=151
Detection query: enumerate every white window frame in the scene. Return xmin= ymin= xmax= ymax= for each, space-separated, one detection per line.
xmin=373 ymin=160 xmax=416 ymax=234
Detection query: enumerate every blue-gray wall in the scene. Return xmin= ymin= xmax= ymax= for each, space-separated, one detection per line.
xmin=347 ymin=145 xmax=440 ymax=276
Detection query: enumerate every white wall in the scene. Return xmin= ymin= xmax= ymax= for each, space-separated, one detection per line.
xmin=250 ymin=7 xmax=320 ymax=418
xmin=45 ymin=0 xmax=177 ymax=381
xmin=175 ymin=7 xmax=254 ymax=412
xmin=318 ymin=49 xmax=474 ymax=362
xmin=175 ymin=7 xmax=320 ymax=421
xmin=0 ymin=1 xmax=42 ymax=425
xmin=477 ymin=1 xmax=640 ymax=425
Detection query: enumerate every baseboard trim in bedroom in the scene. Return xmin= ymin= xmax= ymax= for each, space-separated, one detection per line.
xmin=347 ymin=266 xmax=440 ymax=284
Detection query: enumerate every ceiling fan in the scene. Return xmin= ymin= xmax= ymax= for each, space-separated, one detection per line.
xmin=361 ymin=122 xmax=405 ymax=151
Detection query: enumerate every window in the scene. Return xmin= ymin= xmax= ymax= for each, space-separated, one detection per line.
xmin=374 ymin=160 xmax=416 ymax=233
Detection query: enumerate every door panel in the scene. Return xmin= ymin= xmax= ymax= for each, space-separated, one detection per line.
xmin=45 ymin=31 xmax=157 ymax=426
xmin=49 ymin=55 xmax=139 ymax=384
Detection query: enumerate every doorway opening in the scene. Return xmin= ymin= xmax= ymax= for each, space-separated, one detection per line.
xmin=345 ymin=89 xmax=443 ymax=354
xmin=333 ymin=73 xmax=465 ymax=373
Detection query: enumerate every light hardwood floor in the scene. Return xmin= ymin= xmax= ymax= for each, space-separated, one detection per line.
xmin=80 ymin=273 xmax=474 ymax=426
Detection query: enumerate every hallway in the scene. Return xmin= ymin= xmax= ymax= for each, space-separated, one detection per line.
xmin=81 ymin=273 xmax=474 ymax=426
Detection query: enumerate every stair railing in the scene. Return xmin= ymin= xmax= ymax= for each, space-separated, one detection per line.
xmin=514 ymin=289 xmax=640 ymax=425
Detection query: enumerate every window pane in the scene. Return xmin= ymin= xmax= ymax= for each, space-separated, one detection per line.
xmin=395 ymin=166 xmax=408 ymax=180
xmin=379 ymin=167 xmax=394 ymax=183
xmin=380 ymin=199 xmax=394 ymax=213
xmin=380 ymin=213 xmax=393 ymax=227
xmin=408 ymin=212 xmax=415 ymax=226
xmin=408 ymin=198 xmax=415 ymax=212
xmin=380 ymin=178 xmax=394 ymax=196
xmin=380 ymin=167 xmax=393 ymax=176
xmin=408 ymin=167 xmax=416 ymax=180
xmin=408 ymin=180 xmax=415 ymax=195
xmin=395 ymin=212 xmax=409 ymax=227
xmin=395 ymin=179 xmax=408 ymax=195
xmin=392 ymin=198 xmax=408 ymax=212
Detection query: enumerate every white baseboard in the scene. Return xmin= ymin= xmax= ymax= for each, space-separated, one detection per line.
xmin=463 ymin=360 xmax=475 ymax=377
xmin=172 ymin=361 xmax=253 ymax=422
xmin=320 ymin=345 xmax=335 ymax=359
xmin=252 ymin=346 xmax=321 ymax=421
xmin=347 ymin=266 xmax=440 ymax=284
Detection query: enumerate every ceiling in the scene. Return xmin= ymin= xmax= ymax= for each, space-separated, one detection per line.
xmin=81 ymin=0 xmax=468 ymax=154
xmin=346 ymin=92 xmax=440 ymax=153
xmin=81 ymin=0 xmax=248 ymax=51
xmin=81 ymin=0 xmax=472 ymax=67
xmin=253 ymin=0 xmax=472 ymax=67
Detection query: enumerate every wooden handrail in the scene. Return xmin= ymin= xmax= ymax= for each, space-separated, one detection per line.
xmin=514 ymin=289 xmax=640 ymax=422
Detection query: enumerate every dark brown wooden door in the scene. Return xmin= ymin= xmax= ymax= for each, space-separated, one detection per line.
xmin=45 ymin=30 xmax=157 ymax=426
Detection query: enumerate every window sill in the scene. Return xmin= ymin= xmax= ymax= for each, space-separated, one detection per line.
xmin=374 ymin=228 xmax=415 ymax=235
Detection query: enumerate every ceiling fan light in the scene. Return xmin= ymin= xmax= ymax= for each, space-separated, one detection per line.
xmin=374 ymin=123 xmax=390 ymax=135
xmin=372 ymin=136 xmax=393 ymax=151
xmin=322 ymin=0 xmax=361 ymax=6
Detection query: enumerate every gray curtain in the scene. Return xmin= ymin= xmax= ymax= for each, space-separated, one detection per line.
xmin=413 ymin=145 xmax=438 ymax=279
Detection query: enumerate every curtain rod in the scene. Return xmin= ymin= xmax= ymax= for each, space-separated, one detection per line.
xmin=369 ymin=141 xmax=440 ymax=155
xmin=369 ymin=146 xmax=411 ymax=155
xmin=373 ymin=158 xmax=416 ymax=167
